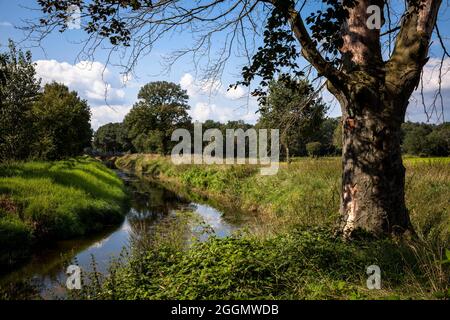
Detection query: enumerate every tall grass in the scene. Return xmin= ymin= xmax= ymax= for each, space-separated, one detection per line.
xmin=0 ymin=157 xmax=127 ymax=269
xmin=107 ymin=154 xmax=450 ymax=299
xmin=116 ymin=154 xmax=449 ymax=243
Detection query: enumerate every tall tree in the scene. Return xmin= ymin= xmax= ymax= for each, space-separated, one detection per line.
xmin=123 ymin=81 xmax=191 ymax=154
xmin=35 ymin=0 xmax=447 ymax=237
xmin=0 ymin=40 xmax=40 ymax=161
xmin=32 ymin=82 xmax=92 ymax=160
xmin=258 ymin=77 xmax=326 ymax=161
xmin=0 ymin=53 xmax=7 ymax=87
xmin=94 ymin=122 xmax=131 ymax=154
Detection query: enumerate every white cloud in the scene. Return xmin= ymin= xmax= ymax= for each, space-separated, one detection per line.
xmin=225 ymin=85 xmax=247 ymax=100
xmin=35 ymin=59 xmax=134 ymax=130
xmin=190 ymin=102 xmax=213 ymax=123
xmin=409 ymin=58 xmax=450 ymax=122
xmin=189 ymin=102 xmax=258 ymax=124
xmin=180 ymin=73 xmax=222 ymax=98
xmin=420 ymin=58 xmax=450 ymax=92
xmin=35 ymin=60 xmax=126 ymax=105
xmin=91 ymin=105 xmax=132 ymax=130
xmin=180 ymin=73 xmax=259 ymax=124
xmin=0 ymin=21 xmax=13 ymax=27
xmin=180 ymin=73 xmax=197 ymax=97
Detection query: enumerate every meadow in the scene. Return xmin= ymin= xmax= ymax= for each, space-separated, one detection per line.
xmin=102 ymin=154 xmax=450 ymax=300
xmin=0 ymin=157 xmax=127 ymax=270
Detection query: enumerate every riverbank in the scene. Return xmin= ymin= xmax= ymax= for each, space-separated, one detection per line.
xmin=0 ymin=157 xmax=127 ymax=270
xmin=106 ymin=154 xmax=449 ymax=299
xmin=116 ymin=154 xmax=450 ymax=242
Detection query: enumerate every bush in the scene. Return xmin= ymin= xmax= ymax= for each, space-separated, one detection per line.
xmin=85 ymin=227 xmax=449 ymax=300
xmin=0 ymin=216 xmax=32 ymax=267
xmin=306 ymin=142 xmax=322 ymax=158
xmin=402 ymin=122 xmax=449 ymax=156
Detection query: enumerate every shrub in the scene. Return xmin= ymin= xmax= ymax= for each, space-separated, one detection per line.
xmin=306 ymin=142 xmax=322 ymax=158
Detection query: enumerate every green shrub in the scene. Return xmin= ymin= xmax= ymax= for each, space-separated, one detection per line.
xmin=88 ymin=227 xmax=448 ymax=300
xmin=306 ymin=141 xmax=322 ymax=158
xmin=0 ymin=216 xmax=32 ymax=267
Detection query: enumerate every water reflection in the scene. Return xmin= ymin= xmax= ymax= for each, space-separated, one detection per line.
xmin=0 ymin=171 xmax=245 ymax=299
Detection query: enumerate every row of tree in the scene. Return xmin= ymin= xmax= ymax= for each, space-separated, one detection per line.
xmin=94 ymin=77 xmax=450 ymax=160
xmin=93 ymin=78 xmax=342 ymax=158
xmin=0 ymin=41 xmax=92 ymax=161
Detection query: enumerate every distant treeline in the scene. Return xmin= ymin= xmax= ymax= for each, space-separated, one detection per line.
xmin=401 ymin=122 xmax=449 ymax=157
xmin=93 ymin=118 xmax=343 ymax=158
xmin=94 ymin=118 xmax=450 ymax=159
xmin=92 ymin=77 xmax=450 ymax=159
xmin=93 ymin=77 xmax=343 ymax=159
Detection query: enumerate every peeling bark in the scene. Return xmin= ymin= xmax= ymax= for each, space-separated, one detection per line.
xmin=334 ymin=0 xmax=442 ymax=238
xmin=341 ymin=0 xmax=384 ymax=68
xmin=339 ymin=96 xmax=412 ymax=237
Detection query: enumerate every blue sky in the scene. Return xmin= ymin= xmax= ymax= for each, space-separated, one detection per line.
xmin=1 ymin=0 xmax=449 ymax=129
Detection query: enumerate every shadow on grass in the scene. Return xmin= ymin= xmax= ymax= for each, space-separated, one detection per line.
xmin=0 ymin=158 xmax=126 ymax=205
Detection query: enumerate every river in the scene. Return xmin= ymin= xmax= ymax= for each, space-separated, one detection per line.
xmin=0 ymin=171 xmax=251 ymax=299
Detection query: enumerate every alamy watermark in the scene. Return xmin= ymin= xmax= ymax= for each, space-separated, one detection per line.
xmin=366 ymin=265 xmax=381 ymax=290
xmin=366 ymin=5 xmax=382 ymax=30
xmin=171 ymin=123 xmax=280 ymax=176
xmin=66 ymin=265 xmax=81 ymax=290
xmin=66 ymin=5 xmax=81 ymax=30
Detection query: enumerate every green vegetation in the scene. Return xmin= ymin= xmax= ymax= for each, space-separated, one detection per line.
xmin=31 ymin=82 xmax=93 ymax=160
xmin=0 ymin=157 xmax=127 ymax=269
xmin=306 ymin=142 xmax=323 ymax=158
xmin=84 ymin=227 xmax=449 ymax=300
xmin=123 ymin=81 xmax=191 ymax=154
xmin=93 ymin=123 xmax=131 ymax=154
xmin=402 ymin=122 xmax=450 ymax=157
xmin=0 ymin=40 xmax=93 ymax=162
xmin=257 ymin=77 xmax=328 ymax=161
xmin=116 ymin=155 xmax=449 ymax=242
xmin=0 ymin=40 xmax=41 ymax=161
xmin=105 ymin=155 xmax=449 ymax=299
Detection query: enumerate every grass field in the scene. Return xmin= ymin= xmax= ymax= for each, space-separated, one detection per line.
xmin=104 ymin=154 xmax=449 ymax=300
xmin=0 ymin=157 xmax=127 ymax=269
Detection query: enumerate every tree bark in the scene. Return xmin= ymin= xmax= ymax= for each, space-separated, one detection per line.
xmin=338 ymin=96 xmax=413 ymax=238
xmin=281 ymin=0 xmax=442 ymax=238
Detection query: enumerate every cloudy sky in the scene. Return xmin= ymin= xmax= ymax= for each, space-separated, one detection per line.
xmin=1 ymin=0 xmax=449 ymax=130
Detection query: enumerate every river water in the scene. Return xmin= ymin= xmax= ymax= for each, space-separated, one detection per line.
xmin=0 ymin=171 xmax=250 ymax=299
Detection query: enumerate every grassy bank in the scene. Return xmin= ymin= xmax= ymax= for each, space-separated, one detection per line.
xmin=0 ymin=157 xmax=127 ymax=269
xmin=116 ymin=154 xmax=450 ymax=243
xmin=106 ymin=154 xmax=450 ymax=299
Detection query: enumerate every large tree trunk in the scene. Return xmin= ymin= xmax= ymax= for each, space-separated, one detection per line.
xmin=339 ymin=97 xmax=413 ymax=238
xmin=282 ymin=0 xmax=441 ymax=238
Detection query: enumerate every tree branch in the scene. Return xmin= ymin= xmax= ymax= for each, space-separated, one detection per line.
xmin=269 ymin=1 xmax=344 ymax=88
xmin=386 ymin=0 xmax=443 ymax=98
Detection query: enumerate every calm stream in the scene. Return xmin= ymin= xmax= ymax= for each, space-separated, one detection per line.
xmin=0 ymin=171 xmax=251 ymax=299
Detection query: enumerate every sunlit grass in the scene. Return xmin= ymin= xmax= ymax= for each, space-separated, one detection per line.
xmin=117 ymin=154 xmax=449 ymax=243
xmin=0 ymin=157 xmax=127 ymax=268
xmin=104 ymin=154 xmax=449 ymax=300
